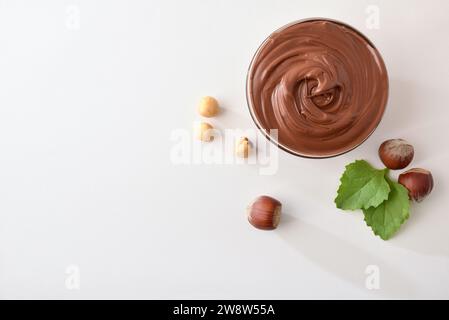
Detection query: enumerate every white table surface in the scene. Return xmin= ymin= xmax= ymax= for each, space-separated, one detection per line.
xmin=1 ymin=0 xmax=448 ymax=299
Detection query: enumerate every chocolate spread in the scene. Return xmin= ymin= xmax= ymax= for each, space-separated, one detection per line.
xmin=247 ymin=19 xmax=389 ymax=158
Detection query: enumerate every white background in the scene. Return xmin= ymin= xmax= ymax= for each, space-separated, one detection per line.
xmin=0 ymin=0 xmax=448 ymax=299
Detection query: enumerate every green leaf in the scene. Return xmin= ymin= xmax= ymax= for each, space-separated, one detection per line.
xmin=363 ymin=178 xmax=410 ymax=240
xmin=335 ymin=160 xmax=390 ymax=210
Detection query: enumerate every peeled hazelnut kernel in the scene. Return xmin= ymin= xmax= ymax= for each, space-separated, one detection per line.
xmin=398 ymin=168 xmax=434 ymax=203
xmin=379 ymin=139 xmax=414 ymax=170
xmin=247 ymin=196 xmax=282 ymax=230
xmin=236 ymin=137 xmax=251 ymax=158
xmin=198 ymin=96 xmax=220 ymax=117
xmin=194 ymin=122 xmax=214 ymax=142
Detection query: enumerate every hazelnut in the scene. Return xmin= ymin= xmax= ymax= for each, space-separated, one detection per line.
xmin=235 ymin=137 xmax=251 ymax=158
xmin=378 ymin=139 xmax=414 ymax=170
xmin=194 ymin=122 xmax=214 ymax=142
xmin=398 ymin=168 xmax=434 ymax=202
xmin=247 ymin=196 xmax=282 ymax=230
xmin=198 ymin=96 xmax=220 ymax=117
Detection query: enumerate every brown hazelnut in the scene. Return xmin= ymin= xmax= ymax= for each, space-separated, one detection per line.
xmin=198 ymin=96 xmax=220 ymax=117
xmin=235 ymin=137 xmax=251 ymax=158
xmin=247 ymin=196 xmax=282 ymax=230
xmin=398 ymin=168 xmax=434 ymax=202
xmin=194 ymin=122 xmax=214 ymax=142
xmin=379 ymin=139 xmax=414 ymax=170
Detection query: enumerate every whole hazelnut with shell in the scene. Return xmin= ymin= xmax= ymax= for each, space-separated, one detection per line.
xmin=247 ymin=196 xmax=282 ymax=230
xmin=379 ymin=139 xmax=414 ymax=170
xmin=398 ymin=168 xmax=434 ymax=202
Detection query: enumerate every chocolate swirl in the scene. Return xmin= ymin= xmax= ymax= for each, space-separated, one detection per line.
xmin=247 ymin=19 xmax=388 ymax=158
